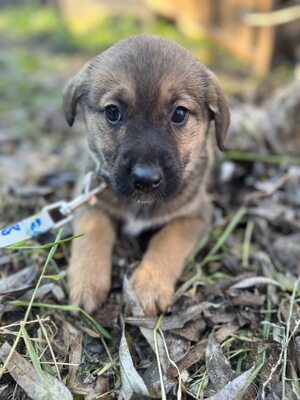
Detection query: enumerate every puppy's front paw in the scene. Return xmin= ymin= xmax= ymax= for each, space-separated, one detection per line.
xmin=130 ymin=263 xmax=174 ymax=316
xmin=68 ymin=260 xmax=110 ymax=314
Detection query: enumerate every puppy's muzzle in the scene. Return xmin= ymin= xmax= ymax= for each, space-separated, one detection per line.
xmin=131 ymin=163 xmax=163 ymax=191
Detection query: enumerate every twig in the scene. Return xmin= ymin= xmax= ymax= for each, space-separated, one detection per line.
xmin=159 ymin=327 xmax=182 ymax=400
xmin=154 ymin=314 xmax=166 ymax=400
xmin=0 ymin=317 xmax=50 ymax=331
xmin=8 ymin=301 xmax=111 ymax=339
xmin=245 ymin=169 xmax=298 ymax=203
xmin=37 ymin=315 xmax=61 ymax=380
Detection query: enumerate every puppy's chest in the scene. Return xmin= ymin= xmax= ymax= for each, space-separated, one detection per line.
xmin=122 ymin=218 xmax=147 ymax=236
xmin=99 ymin=197 xmax=165 ymax=235
xmin=122 ymin=217 xmax=154 ymax=236
xmin=94 ymin=184 xmax=206 ymax=237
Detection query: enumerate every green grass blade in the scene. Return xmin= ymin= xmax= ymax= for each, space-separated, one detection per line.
xmin=20 ymin=323 xmax=45 ymax=380
xmin=225 ymin=151 xmax=300 ymax=165
xmin=203 ymin=207 xmax=246 ymax=263
xmin=42 ymin=272 xmax=66 ymax=281
xmin=5 ymin=234 xmax=82 ymax=250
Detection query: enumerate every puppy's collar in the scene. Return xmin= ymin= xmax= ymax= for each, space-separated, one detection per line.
xmin=88 ymin=148 xmax=110 ymax=182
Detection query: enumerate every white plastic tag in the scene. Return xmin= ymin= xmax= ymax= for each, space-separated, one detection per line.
xmin=0 ymin=209 xmax=55 ymax=248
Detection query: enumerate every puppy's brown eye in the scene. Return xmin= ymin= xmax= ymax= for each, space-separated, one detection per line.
xmin=171 ymin=106 xmax=188 ymax=124
xmin=105 ymin=105 xmax=122 ymax=124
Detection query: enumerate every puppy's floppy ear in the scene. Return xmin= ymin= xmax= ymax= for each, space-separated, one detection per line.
xmin=63 ymin=65 xmax=89 ymax=127
xmin=207 ymin=72 xmax=230 ymax=151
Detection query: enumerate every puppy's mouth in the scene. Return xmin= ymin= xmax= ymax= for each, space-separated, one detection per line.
xmin=129 ymin=190 xmax=165 ymax=205
xmin=110 ymin=178 xmax=167 ymax=205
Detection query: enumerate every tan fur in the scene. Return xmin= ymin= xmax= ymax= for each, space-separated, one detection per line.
xmin=131 ymin=214 xmax=211 ymax=315
xmin=64 ymin=35 xmax=230 ymax=315
xmin=68 ymin=209 xmax=115 ymax=313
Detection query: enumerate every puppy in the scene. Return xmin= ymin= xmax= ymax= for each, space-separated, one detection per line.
xmin=63 ymin=35 xmax=229 ymax=316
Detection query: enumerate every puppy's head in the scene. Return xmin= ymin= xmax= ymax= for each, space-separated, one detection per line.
xmin=64 ymin=35 xmax=229 ymax=204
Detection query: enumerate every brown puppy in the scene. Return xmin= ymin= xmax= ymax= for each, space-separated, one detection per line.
xmin=63 ymin=35 xmax=230 ymax=316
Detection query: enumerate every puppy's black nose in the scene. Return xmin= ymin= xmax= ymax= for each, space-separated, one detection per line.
xmin=131 ymin=164 xmax=163 ymax=190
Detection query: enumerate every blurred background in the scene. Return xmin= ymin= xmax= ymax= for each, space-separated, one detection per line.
xmin=0 ymin=0 xmax=300 ymax=180
xmin=0 ymin=0 xmax=300 ymax=211
xmin=0 ymin=0 xmax=299 ymax=203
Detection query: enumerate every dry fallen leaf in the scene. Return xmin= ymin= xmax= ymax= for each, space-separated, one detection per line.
xmin=0 ymin=342 xmax=72 ymax=400
xmin=0 ymin=265 xmax=37 ymax=294
xmin=122 ymin=277 xmax=175 ymax=398
xmin=206 ymin=368 xmax=254 ymax=400
xmin=171 ymin=318 xmax=206 ymax=342
xmin=205 ymin=333 xmax=234 ymax=391
xmin=119 ymin=325 xmax=151 ymax=399
xmin=123 ymin=277 xmax=169 ymax=371
xmin=126 ymin=302 xmax=220 ymax=331
xmin=66 ymin=331 xmax=83 ymax=393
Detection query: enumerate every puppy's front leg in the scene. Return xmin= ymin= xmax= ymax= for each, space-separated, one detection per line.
xmin=68 ymin=208 xmax=115 ymax=313
xmin=131 ymin=217 xmax=209 ymax=315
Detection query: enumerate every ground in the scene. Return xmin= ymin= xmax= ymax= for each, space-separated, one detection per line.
xmin=0 ymin=3 xmax=300 ymax=400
